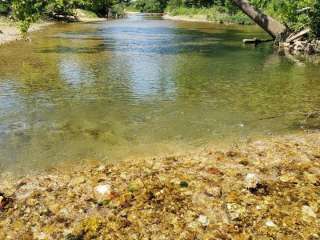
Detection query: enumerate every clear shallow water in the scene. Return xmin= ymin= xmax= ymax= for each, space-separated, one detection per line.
xmin=0 ymin=15 xmax=319 ymax=173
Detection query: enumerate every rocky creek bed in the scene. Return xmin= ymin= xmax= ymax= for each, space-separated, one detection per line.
xmin=0 ymin=131 xmax=320 ymax=239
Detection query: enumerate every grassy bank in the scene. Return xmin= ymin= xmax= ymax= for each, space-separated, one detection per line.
xmin=0 ymin=131 xmax=320 ymax=239
xmin=165 ymin=7 xmax=253 ymax=25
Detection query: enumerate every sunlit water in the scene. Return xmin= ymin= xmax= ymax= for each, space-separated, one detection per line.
xmin=0 ymin=15 xmax=319 ymax=174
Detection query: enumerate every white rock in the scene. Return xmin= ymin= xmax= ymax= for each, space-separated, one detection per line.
xmin=198 ymin=215 xmax=209 ymax=226
xmin=97 ymin=165 xmax=106 ymax=171
xmin=245 ymin=173 xmax=260 ymax=189
xmin=95 ymin=184 xmax=111 ymax=195
xmin=302 ymin=205 xmax=317 ymax=218
xmin=37 ymin=232 xmax=47 ymax=240
xmin=205 ymin=186 xmax=222 ymax=198
xmin=265 ymin=220 xmax=277 ymax=228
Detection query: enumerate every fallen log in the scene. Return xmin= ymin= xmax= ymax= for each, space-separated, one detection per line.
xmin=243 ymin=38 xmax=273 ymax=45
xmin=286 ymin=28 xmax=310 ymax=43
xmin=232 ymin=0 xmax=288 ymax=39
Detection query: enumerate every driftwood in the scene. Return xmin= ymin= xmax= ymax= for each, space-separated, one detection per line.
xmin=286 ymin=28 xmax=310 ymax=43
xmin=243 ymin=38 xmax=273 ymax=45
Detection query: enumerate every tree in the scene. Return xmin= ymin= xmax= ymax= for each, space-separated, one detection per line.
xmin=12 ymin=0 xmax=47 ymax=38
xmin=232 ymin=0 xmax=288 ymax=38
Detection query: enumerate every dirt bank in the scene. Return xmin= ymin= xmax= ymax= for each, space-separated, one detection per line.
xmin=0 ymin=12 xmax=105 ymax=46
xmin=163 ymin=14 xmax=215 ymax=23
xmin=0 ymin=20 xmax=53 ymax=46
xmin=0 ymin=131 xmax=319 ymax=239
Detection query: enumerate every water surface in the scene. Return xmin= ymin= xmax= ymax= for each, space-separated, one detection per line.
xmin=0 ymin=15 xmax=319 ymax=173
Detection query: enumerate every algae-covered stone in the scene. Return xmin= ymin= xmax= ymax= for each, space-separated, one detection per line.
xmin=226 ymin=203 xmax=246 ymax=221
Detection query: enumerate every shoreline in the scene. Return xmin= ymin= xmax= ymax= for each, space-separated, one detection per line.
xmin=0 ymin=20 xmax=54 ymax=46
xmin=0 ymin=14 xmax=106 ymax=46
xmin=163 ymin=14 xmax=320 ymax=58
xmin=163 ymin=14 xmax=214 ymax=23
xmin=162 ymin=13 xmax=250 ymax=25
xmin=0 ymin=130 xmax=319 ymax=238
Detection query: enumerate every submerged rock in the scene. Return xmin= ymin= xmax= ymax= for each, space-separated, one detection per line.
xmin=197 ymin=214 xmax=209 ymax=227
xmin=94 ymin=184 xmax=112 ymax=201
xmin=265 ymin=219 xmax=277 ymax=228
xmin=302 ymin=205 xmax=317 ymax=220
xmin=226 ymin=203 xmax=246 ymax=221
xmin=205 ymin=186 xmax=222 ymax=198
xmin=245 ymin=173 xmax=260 ymax=189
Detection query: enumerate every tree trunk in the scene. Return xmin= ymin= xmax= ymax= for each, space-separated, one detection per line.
xmin=232 ymin=0 xmax=288 ymax=39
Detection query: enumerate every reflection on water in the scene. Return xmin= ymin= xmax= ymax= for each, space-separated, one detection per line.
xmin=0 ymin=15 xmax=319 ymax=173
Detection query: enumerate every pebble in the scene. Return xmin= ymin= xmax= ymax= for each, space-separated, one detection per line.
xmin=197 ymin=215 xmax=209 ymax=226
xmin=265 ymin=220 xmax=277 ymax=228
xmin=245 ymin=173 xmax=260 ymax=189
xmin=226 ymin=203 xmax=246 ymax=221
xmin=302 ymin=205 xmax=317 ymax=219
xmin=0 ymin=133 xmax=320 ymax=239
xmin=95 ymin=184 xmax=111 ymax=196
xmin=97 ymin=165 xmax=106 ymax=172
xmin=205 ymin=186 xmax=222 ymax=198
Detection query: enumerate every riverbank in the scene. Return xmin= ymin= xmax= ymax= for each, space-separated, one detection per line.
xmin=0 ymin=19 xmax=53 ymax=46
xmin=164 ymin=7 xmax=252 ymax=25
xmin=163 ymin=14 xmax=210 ymax=23
xmin=163 ymin=11 xmax=320 ymax=58
xmin=0 ymin=131 xmax=319 ymax=239
xmin=126 ymin=11 xmax=164 ymax=16
xmin=0 ymin=10 xmax=105 ymax=46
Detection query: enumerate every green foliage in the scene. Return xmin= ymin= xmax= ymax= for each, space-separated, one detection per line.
xmin=8 ymin=0 xmax=125 ymax=36
xmin=168 ymin=6 xmax=251 ymax=24
xmin=112 ymin=3 xmax=125 ymax=16
xmin=0 ymin=0 xmax=11 ymax=15
xmin=12 ymin=0 xmax=46 ymax=38
xmin=135 ymin=0 xmax=160 ymax=12
xmin=310 ymin=0 xmax=320 ymax=36
xmin=135 ymin=0 xmax=169 ymax=13
xmin=249 ymin=0 xmax=320 ymax=36
xmin=45 ymin=0 xmax=77 ymax=17
xmin=76 ymin=0 xmax=126 ymax=17
xmin=79 ymin=0 xmax=113 ymax=16
xmin=166 ymin=0 xmax=320 ymax=37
